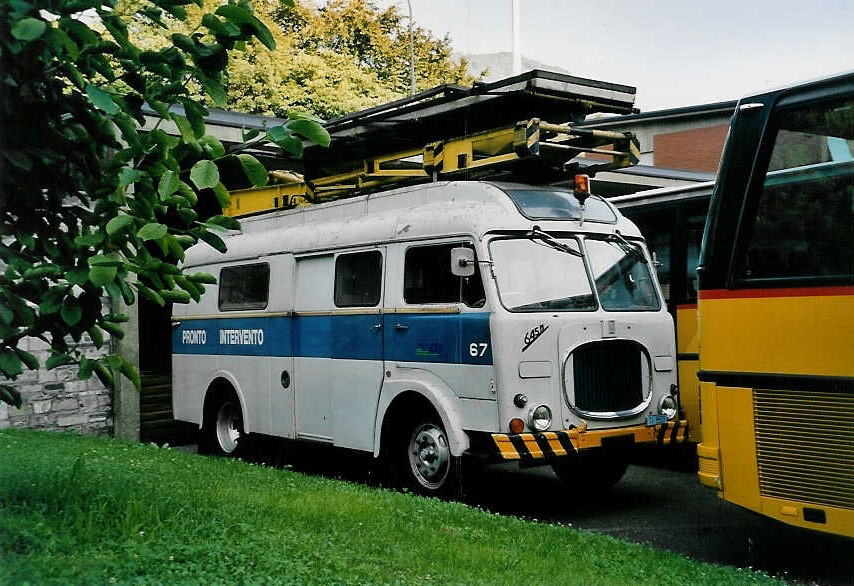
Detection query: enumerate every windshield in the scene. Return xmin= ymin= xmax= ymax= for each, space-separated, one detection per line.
xmin=490 ymin=237 xmax=596 ymax=312
xmin=585 ymin=238 xmax=661 ymax=311
xmin=489 ymin=235 xmax=661 ymax=312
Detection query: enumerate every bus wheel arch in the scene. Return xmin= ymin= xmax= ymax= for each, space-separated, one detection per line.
xmin=378 ymin=389 xmax=462 ymax=497
xmin=199 ymin=378 xmax=247 ymax=458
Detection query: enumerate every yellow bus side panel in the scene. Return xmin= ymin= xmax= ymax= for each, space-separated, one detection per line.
xmin=676 ymin=306 xmax=700 ymax=442
xmin=699 ymin=294 xmax=853 ymax=377
xmin=715 ymin=386 xmax=760 ymax=512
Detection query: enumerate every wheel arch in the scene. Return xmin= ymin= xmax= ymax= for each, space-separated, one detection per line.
xmin=373 ymin=379 xmax=469 ymax=459
xmin=200 ymin=372 xmax=250 ymax=434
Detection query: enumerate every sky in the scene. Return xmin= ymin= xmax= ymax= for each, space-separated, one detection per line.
xmin=376 ymin=0 xmax=853 ymax=112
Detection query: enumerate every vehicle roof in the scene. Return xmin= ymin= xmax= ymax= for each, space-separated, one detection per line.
xmin=184 ymin=181 xmax=643 ymax=267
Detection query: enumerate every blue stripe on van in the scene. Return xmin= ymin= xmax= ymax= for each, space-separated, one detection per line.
xmin=172 ymin=312 xmax=492 ymax=365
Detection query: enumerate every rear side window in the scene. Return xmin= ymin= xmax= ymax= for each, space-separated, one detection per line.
xmin=219 ymin=263 xmax=270 ymax=311
xmin=335 ymin=251 xmax=382 ymax=307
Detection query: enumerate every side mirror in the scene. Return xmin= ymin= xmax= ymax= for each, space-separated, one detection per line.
xmin=450 ymin=247 xmax=475 ymax=277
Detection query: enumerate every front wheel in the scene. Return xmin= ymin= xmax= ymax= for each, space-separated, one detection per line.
xmin=402 ymin=419 xmax=459 ymax=496
xmin=200 ymin=396 xmax=245 ymax=458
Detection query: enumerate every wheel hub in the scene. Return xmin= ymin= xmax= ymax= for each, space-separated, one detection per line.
xmin=409 ymin=423 xmax=450 ymax=489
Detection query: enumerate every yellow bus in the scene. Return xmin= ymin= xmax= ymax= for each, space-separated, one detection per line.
xmin=614 ymin=182 xmax=713 ymax=444
xmin=696 ymin=72 xmax=853 ymax=537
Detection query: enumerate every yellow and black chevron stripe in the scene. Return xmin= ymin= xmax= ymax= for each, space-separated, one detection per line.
xmin=491 ymin=420 xmax=687 ymax=462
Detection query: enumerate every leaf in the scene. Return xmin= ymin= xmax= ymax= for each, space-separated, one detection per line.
xmin=212 ymin=182 xmax=230 ymax=209
xmin=137 ymin=222 xmax=168 ymax=241
xmin=206 ymin=215 xmax=241 ymax=230
xmin=0 ymin=304 xmax=13 ymax=325
xmin=39 ymin=288 xmax=66 ymax=315
xmin=77 ymin=357 xmax=94 ymax=380
xmin=137 ymin=284 xmax=165 ymax=307
xmin=24 ymin=264 xmax=62 ymax=279
xmin=237 ymin=154 xmax=268 ymax=187
xmin=92 ymin=361 xmax=114 ymax=388
xmin=188 ymin=272 xmax=217 ymax=285
xmin=199 ymin=231 xmax=227 ymax=254
xmin=61 ymin=296 xmax=83 ymax=327
xmin=198 ymin=74 xmax=227 ymax=107
xmin=100 ymin=321 xmax=125 ymax=340
xmin=161 ymin=289 xmax=191 ymax=303
xmin=189 ymin=160 xmax=219 ymax=190
xmin=157 ymin=170 xmax=180 ymax=200
xmin=14 ymin=348 xmax=39 ymax=371
xmin=11 ymin=17 xmax=47 ymax=41
xmin=106 ymin=213 xmax=134 ymax=236
xmin=46 ymin=353 xmax=75 ymax=370
xmin=67 ymin=266 xmax=90 ymax=285
xmin=119 ymin=357 xmax=141 ymax=391
xmin=0 ymin=385 xmax=23 ymax=408
xmin=266 ymin=126 xmax=303 ymax=157
xmin=88 ymin=325 xmax=104 ymax=349
xmin=85 ymin=84 xmax=120 ymax=115
xmin=89 ymin=264 xmax=117 ymax=287
xmin=89 ymin=253 xmax=123 ymax=267
xmin=0 ymin=348 xmax=23 ymax=378
xmin=286 ymin=118 xmax=331 ymax=147
xmin=214 ymin=5 xmax=274 ymax=50
xmin=118 ymin=168 xmax=142 ymax=189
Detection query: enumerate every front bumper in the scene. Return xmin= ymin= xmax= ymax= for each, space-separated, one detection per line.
xmin=489 ymin=420 xmax=687 ymax=463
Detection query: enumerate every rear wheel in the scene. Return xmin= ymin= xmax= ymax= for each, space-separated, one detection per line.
xmin=401 ymin=417 xmax=459 ymax=496
xmin=200 ymin=395 xmax=245 ymax=458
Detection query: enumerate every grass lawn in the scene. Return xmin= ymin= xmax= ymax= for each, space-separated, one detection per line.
xmin=0 ymin=429 xmax=784 ymax=585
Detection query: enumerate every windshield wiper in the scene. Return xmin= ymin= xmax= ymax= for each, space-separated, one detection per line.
xmin=528 ymin=226 xmax=584 ymax=257
xmin=606 ymin=230 xmax=648 ymax=264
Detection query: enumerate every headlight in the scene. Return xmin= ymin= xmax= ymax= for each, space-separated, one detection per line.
xmin=528 ymin=404 xmax=552 ymax=431
xmin=659 ymin=395 xmax=678 ymax=420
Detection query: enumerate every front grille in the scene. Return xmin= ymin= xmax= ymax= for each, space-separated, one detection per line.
xmin=754 ymin=388 xmax=854 ymax=510
xmin=571 ymin=341 xmax=644 ymax=413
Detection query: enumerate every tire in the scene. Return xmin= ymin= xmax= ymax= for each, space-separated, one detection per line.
xmin=401 ymin=417 xmax=459 ymax=497
xmin=200 ymin=395 xmax=245 ymax=458
xmin=551 ymin=452 xmax=629 ymax=489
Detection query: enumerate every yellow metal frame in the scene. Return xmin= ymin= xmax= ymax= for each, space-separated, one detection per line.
xmin=226 ymin=118 xmax=640 ymax=217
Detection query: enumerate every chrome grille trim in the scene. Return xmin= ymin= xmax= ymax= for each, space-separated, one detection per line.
xmin=754 ymin=388 xmax=854 ymax=511
xmin=564 ymin=340 xmax=651 ymax=419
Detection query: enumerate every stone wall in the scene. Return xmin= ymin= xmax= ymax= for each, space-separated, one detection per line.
xmin=0 ymin=334 xmax=113 ymax=435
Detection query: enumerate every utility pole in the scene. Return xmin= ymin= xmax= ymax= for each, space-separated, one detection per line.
xmin=407 ymin=0 xmax=416 ymax=95
xmin=511 ymin=0 xmax=521 ymax=75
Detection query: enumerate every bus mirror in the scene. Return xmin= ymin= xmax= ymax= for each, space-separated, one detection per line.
xmin=451 ymin=247 xmax=476 ymax=277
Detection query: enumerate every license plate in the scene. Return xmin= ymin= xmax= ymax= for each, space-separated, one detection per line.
xmin=646 ymin=414 xmax=668 ymax=426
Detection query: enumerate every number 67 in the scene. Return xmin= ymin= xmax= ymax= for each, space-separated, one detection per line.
xmin=469 ymin=342 xmax=488 ymax=357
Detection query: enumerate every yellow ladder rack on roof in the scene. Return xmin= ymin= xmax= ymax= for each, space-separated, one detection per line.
xmin=225 ymin=118 xmax=640 ymax=218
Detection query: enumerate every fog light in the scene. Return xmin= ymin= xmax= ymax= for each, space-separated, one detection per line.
xmin=528 ymin=404 xmax=552 ymax=431
xmin=509 ymin=418 xmax=525 ymax=434
xmin=659 ymin=395 xmax=678 ymax=420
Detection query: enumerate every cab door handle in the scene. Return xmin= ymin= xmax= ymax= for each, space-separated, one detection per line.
xmin=394 ymin=323 xmax=409 ymax=331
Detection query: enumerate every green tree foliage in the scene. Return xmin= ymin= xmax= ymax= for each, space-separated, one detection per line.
xmin=128 ymin=0 xmax=481 ymax=120
xmin=0 ymin=0 xmax=329 ymax=407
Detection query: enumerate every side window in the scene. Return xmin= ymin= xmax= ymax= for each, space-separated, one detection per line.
xmin=736 ymin=97 xmax=854 ymax=282
xmin=334 ymin=251 xmax=382 ymax=307
xmin=219 ymin=263 xmax=270 ymax=311
xmin=404 ymin=243 xmax=485 ymax=307
xmin=685 ymin=216 xmax=705 ymax=302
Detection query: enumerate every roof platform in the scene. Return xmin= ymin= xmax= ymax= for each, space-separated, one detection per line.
xmin=304 ymin=70 xmax=637 ymax=178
